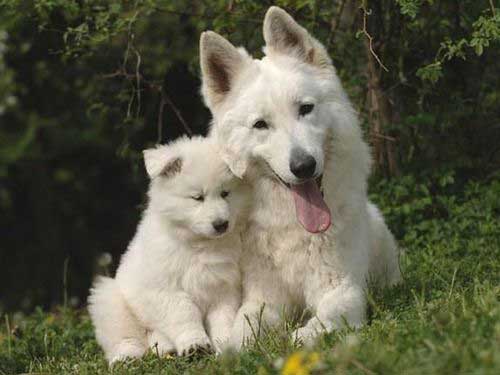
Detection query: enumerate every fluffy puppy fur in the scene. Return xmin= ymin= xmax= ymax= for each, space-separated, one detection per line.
xmin=88 ymin=136 xmax=250 ymax=363
xmin=199 ymin=7 xmax=401 ymax=349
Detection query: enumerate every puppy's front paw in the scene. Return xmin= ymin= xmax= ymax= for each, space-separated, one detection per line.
xmin=109 ymin=339 xmax=146 ymax=365
xmin=175 ymin=331 xmax=213 ymax=356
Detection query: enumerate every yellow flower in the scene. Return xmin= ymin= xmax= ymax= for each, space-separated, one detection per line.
xmin=307 ymin=352 xmax=320 ymax=367
xmin=282 ymin=351 xmax=321 ymax=375
xmin=44 ymin=314 xmax=55 ymax=324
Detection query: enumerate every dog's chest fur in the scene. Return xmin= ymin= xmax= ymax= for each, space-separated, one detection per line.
xmin=242 ymin=177 xmax=342 ymax=304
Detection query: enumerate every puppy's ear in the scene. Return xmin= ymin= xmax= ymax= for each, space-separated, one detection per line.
xmin=263 ymin=6 xmax=332 ymax=70
xmin=200 ymin=31 xmax=249 ymax=110
xmin=143 ymin=146 xmax=182 ymax=179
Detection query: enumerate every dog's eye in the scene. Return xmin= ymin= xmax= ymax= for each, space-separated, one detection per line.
xmin=220 ymin=190 xmax=230 ymax=198
xmin=299 ymin=104 xmax=314 ymax=116
xmin=191 ymin=194 xmax=204 ymax=202
xmin=253 ymin=120 xmax=269 ymax=130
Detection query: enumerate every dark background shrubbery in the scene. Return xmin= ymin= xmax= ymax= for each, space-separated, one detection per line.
xmin=0 ymin=0 xmax=499 ymax=312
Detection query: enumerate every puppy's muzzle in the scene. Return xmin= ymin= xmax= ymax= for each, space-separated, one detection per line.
xmin=212 ymin=219 xmax=229 ymax=234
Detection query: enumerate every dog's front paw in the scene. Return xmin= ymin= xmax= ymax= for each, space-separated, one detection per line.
xmin=291 ymin=325 xmax=320 ymax=347
xmin=148 ymin=330 xmax=175 ymax=357
xmin=175 ymin=331 xmax=213 ymax=356
xmin=210 ymin=334 xmax=231 ymax=355
xmin=228 ymin=320 xmax=255 ymax=351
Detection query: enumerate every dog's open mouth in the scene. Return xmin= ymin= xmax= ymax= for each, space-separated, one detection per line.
xmin=267 ymin=165 xmax=331 ymax=234
xmin=272 ymin=170 xmax=291 ymax=189
xmin=271 ymin=169 xmax=323 ymax=194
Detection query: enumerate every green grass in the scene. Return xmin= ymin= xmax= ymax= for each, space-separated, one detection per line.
xmin=1 ymin=178 xmax=499 ymax=374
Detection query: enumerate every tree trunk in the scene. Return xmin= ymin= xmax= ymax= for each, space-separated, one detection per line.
xmin=364 ymin=30 xmax=399 ymax=176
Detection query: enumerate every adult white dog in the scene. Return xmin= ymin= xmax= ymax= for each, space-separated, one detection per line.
xmin=199 ymin=6 xmax=401 ymax=348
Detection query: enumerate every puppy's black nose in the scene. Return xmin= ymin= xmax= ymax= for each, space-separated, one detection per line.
xmin=212 ymin=219 xmax=229 ymax=234
xmin=290 ymin=150 xmax=316 ymax=179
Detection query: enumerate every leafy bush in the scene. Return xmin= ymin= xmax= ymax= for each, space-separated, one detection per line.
xmin=371 ymin=172 xmax=500 ymax=250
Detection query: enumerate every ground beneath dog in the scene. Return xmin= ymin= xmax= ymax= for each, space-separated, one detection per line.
xmin=1 ymin=179 xmax=499 ymax=374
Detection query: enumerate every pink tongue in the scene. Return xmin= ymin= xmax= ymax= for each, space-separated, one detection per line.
xmin=291 ymin=180 xmax=331 ymax=233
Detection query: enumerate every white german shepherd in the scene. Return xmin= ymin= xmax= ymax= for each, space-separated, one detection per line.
xmin=199 ymin=6 xmax=401 ymax=348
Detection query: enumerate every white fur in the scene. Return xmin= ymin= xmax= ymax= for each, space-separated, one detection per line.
xmin=88 ymin=136 xmax=251 ymax=363
xmin=199 ymin=6 xmax=401 ymax=349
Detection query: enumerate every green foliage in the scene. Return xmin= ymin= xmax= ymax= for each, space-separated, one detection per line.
xmin=371 ymin=173 xmax=500 ymax=253
xmin=0 ymin=31 xmax=16 ymax=119
xmin=416 ymin=61 xmax=442 ymax=84
xmin=1 ymin=180 xmax=499 ymax=374
xmin=418 ymin=6 xmax=500 ymax=82
xmin=470 ymin=11 xmax=500 ymax=56
xmin=396 ymin=0 xmax=422 ymax=19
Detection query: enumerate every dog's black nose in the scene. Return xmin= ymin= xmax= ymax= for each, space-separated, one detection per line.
xmin=212 ymin=219 xmax=229 ymax=234
xmin=290 ymin=150 xmax=316 ymax=179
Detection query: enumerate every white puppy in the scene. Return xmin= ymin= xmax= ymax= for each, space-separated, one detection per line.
xmin=199 ymin=7 xmax=401 ymax=348
xmin=88 ymin=136 xmax=250 ymax=363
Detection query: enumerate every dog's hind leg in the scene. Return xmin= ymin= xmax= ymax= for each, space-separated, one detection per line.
xmin=88 ymin=276 xmax=147 ymax=364
xmin=367 ymin=202 xmax=402 ymax=287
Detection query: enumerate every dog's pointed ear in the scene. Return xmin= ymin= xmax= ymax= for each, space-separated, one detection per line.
xmin=200 ymin=31 xmax=249 ymax=110
xmin=214 ymin=125 xmax=248 ymax=179
xmin=263 ymin=6 xmax=331 ymax=70
xmin=143 ymin=146 xmax=182 ymax=179
xmin=221 ymin=150 xmax=248 ymax=179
